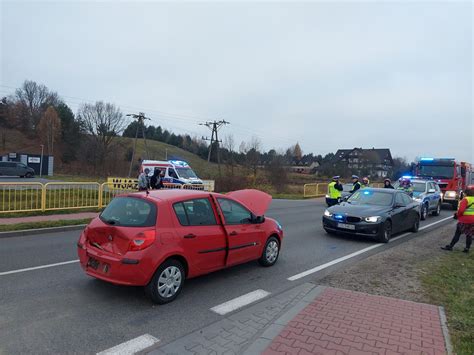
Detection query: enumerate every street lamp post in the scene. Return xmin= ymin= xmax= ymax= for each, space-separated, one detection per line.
xmin=40 ymin=145 xmax=44 ymax=178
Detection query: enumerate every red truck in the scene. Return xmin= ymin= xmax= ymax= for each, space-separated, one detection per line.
xmin=415 ymin=158 xmax=472 ymax=210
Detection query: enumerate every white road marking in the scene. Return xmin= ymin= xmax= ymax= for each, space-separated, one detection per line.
xmin=0 ymin=260 xmax=79 ymax=276
xmin=97 ymin=334 xmax=159 ymax=355
xmin=288 ymin=215 xmax=454 ymax=281
xmin=211 ymin=289 xmax=270 ymax=315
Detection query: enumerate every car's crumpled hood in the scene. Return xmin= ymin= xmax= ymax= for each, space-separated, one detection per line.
xmin=226 ymin=189 xmax=272 ymax=216
xmin=328 ymin=202 xmax=391 ymax=218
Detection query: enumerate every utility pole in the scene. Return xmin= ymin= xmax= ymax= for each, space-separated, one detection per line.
xmin=200 ymin=120 xmax=229 ymax=175
xmin=126 ymin=112 xmax=151 ymax=177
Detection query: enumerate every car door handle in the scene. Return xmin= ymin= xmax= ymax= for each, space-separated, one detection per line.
xmin=183 ymin=234 xmax=196 ymax=239
xmin=229 ymin=231 xmax=238 ymax=236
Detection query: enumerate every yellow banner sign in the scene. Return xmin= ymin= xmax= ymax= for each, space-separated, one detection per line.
xmin=107 ymin=177 xmax=138 ymax=190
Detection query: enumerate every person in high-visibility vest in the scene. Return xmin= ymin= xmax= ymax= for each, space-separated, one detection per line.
xmin=361 ymin=177 xmax=370 ymax=189
xmin=326 ymin=175 xmax=343 ymax=207
xmin=397 ymin=177 xmax=414 ymax=197
xmin=442 ymin=184 xmax=474 ymax=253
xmin=349 ymin=175 xmax=362 ymax=194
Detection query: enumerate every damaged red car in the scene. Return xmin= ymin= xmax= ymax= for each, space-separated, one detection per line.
xmin=77 ymin=189 xmax=283 ymax=304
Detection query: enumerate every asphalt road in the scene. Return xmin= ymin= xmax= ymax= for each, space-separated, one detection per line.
xmin=0 ymin=199 xmax=453 ymax=354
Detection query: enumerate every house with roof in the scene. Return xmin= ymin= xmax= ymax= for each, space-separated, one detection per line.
xmin=331 ymin=147 xmax=393 ymax=178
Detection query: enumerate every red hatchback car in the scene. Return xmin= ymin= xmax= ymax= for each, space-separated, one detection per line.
xmin=77 ymin=189 xmax=283 ymax=304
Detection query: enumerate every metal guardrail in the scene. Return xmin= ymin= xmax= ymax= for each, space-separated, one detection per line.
xmin=303 ymin=182 xmax=387 ymax=198
xmin=303 ymin=183 xmax=328 ymax=198
xmin=0 ymin=180 xmax=215 ymax=214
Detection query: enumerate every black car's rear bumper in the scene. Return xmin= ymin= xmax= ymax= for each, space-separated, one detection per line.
xmin=322 ymin=216 xmax=383 ymax=237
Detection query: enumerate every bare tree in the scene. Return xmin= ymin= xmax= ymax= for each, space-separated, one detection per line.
xmin=15 ymin=80 xmax=59 ymax=131
xmin=77 ymin=101 xmax=126 ymax=169
xmin=224 ymin=134 xmax=236 ymax=176
xmin=246 ymin=136 xmax=261 ymax=179
xmin=37 ymin=106 xmax=61 ymax=155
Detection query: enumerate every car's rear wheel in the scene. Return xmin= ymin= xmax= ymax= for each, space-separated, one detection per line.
xmin=25 ymin=172 xmax=33 ymax=178
xmin=411 ymin=214 xmax=420 ymax=233
xmin=378 ymin=221 xmax=391 ymax=243
xmin=258 ymin=236 xmax=280 ymax=267
xmin=146 ymin=259 xmax=185 ymax=304
xmin=432 ymin=202 xmax=441 ymax=216
xmin=420 ymin=203 xmax=428 ymax=220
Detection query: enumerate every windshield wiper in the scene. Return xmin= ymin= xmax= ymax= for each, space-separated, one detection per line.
xmin=103 ymin=218 xmax=117 ymax=225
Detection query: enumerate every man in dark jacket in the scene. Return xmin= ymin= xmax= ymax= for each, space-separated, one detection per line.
xmin=150 ymin=168 xmax=161 ymax=189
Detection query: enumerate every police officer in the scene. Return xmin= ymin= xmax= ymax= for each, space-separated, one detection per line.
xmin=350 ymin=175 xmax=362 ymax=193
xmin=326 ymin=175 xmax=343 ymax=206
xmin=361 ymin=177 xmax=370 ymax=189
xmin=441 ymin=185 xmax=474 ymax=253
xmin=397 ymin=177 xmax=414 ymax=197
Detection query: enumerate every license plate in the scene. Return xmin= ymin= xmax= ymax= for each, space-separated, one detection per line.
xmin=87 ymin=257 xmax=100 ymax=270
xmin=338 ymin=223 xmax=355 ymax=230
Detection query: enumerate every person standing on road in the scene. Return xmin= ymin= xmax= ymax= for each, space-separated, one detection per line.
xmin=349 ymin=175 xmax=362 ymax=193
xmin=326 ymin=175 xmax=343 ymax=206
xmin=397 ymin=177 xmax=414 ymax=197
xmin=138 ymin=168 xmax=150 ymax=191
xmin=150 ymin=168 xmax=161 ymax=189
xmin=156 ymin=170 xmax=165 ymax=189
xmin=383 ymin=178 xmax=395 ymax=189
xmin=361 ymin=177 xmax=370 ymax=189
xmin=441 ymin=185 xmax=474 ymax=253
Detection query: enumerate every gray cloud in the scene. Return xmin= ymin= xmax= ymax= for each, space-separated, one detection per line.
xmin=1 ymin=1 xmax=472 ymax=162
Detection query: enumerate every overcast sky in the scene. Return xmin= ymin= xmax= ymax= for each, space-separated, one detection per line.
xmin=1 ymin=0 xmax=472 ymax=162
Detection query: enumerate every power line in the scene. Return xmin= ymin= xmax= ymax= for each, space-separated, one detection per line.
xmin=199 ymin=120 xmax=229 ymax=175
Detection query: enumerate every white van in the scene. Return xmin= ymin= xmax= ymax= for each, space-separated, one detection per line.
xmin=140 ymin=160 xmax=203 ymax=185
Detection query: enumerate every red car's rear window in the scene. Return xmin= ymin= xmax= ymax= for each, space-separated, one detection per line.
xmin=100 ymin=197 xmax=157 ymax=227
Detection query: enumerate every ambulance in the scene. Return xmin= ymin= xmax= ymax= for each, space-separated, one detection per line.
xmin=140 ymin=160 xmax=203 ymax=185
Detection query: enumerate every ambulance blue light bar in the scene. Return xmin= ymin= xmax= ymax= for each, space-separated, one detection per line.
xmin=169 ymin=160 xmax=189 ymax=167
xmin=420 ymin=158 xmax=434 ymax=161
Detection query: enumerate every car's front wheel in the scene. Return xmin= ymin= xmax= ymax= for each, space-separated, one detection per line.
xmin=420 ymin=203 xmax=428 ymax=220
xmin=432 ymin=202 xmax=441 ymax=216
xmin=146 ymin=259 xmax=185 ymax=304
xmin=411 ymin=214 xmax=420 ymax=233
xmin=258 ymin=236 xmax=280 ymax=267
xmin=378 ymin=221 xmax=391 ymax=243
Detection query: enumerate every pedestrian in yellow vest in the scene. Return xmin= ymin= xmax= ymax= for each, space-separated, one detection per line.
xmin=326 ymin=176 xmax=343 ymax=207
xmin=441 ymin=185 xmax=474 ymax=253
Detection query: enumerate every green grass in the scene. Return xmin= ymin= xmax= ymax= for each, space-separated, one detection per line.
xmin=420 ymin=252 xmax=474 ymax=354
xmin=44 ymin=174 xmax=105 ymax=183
xmin=0 ymin=218 xmax=92 ymax=232
xmin=0 ymin=207 xmax=100 ymax=218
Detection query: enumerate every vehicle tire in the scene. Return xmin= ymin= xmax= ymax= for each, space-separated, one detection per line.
xmin=452 ymin=202 xmax=458 ymax=211
xmin=378 ymin=221 xmax=391 ymax=243
xmin=420 ymin=203 xmax=428 ymax=221
xmin=25 ymin=172 xmax=33 ymax=178
xmin=411 ymin=214 xmax=420 ymax=233
xmin=432 ymin=202 xmax=441 ymax=216
xmin=145 ymin=259 xmax=185 ymax=304
xmin=258 ymin=236 xmax=280 ymax=267
xmin=324 ymin=228 xmax=335 ymax=235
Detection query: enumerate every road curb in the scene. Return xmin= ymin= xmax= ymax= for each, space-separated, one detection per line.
xmin=0 ymin=224 xmax=86 ymax=238
xmin=439 ymin=306 xmax=453 ymax=355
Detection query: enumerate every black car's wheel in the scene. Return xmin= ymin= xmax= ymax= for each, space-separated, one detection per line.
xmin=25 ymin=172 xmax=33 ymax=178
xmin=411 ymin=214 xmax=420 ymax=233
xmin=378 ymin=221 xmax=391 ymax=243
xmin=258 ymin=236 xmax=280 ymax=267
xmin=451 ymin=202 xmax=458 ymax=211
xmin=146 ymin=259 xmax=185 ymax=304
xmin=420 ymin=203 xmax=428 ymax=221
xmin=432 ymin=202 xmax=441 ymax=216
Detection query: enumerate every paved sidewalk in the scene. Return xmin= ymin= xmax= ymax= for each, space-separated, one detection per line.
xmin=147 ymin=284 xmax=450 ymax=355
xmin=0 ymin=212 xmax=98 ymax=225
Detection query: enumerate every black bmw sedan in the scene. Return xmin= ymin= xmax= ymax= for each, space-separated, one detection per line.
xmin=322 ymin=188 xmax=420 ymax=243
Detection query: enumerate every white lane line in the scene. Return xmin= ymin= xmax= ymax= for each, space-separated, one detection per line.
xmin=97 ymin=334 xmax=159 ymax=355
xmin=0 ymin=260 xmax=79 ymax=276
xmin=211 ymin=289 xmax=271 ymax=315
xmin=288 ymin=216 xmax=454 ymax=281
